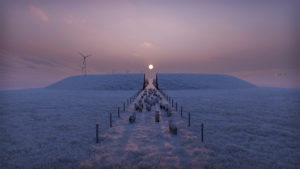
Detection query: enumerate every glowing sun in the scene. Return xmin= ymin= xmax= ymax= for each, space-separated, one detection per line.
xmin=148 ymin=64 xmax=154 ymax=70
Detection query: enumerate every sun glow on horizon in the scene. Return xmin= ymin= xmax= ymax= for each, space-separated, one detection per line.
xmin=148 ymin=64 xmax=154 ymax=70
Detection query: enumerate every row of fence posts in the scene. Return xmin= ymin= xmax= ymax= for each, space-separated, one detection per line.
xmin=96 ymin=89 xmax=204 ymax=143
xmin=159 ymin=89 xmax=204 ymax=143
xmin=95 ymin=89 xmax=143 ymax=143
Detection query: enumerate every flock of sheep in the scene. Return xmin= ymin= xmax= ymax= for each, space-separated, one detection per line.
xmin=130 ymin=88 xmax=177 ymax=135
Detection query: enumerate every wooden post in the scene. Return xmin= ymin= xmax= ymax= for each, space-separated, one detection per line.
xmin=201 ymin=123 xmax=204 ymax=142
xmin=118 ymin=107 xmax=120 ymax=118
xmin=181 ymin=106 xmax=183 ymax=117
xmin=155 ymin=111 xmax=160 ymax=122
xmin=176 ymin=102 xmax=177 ymax=111
xmin=110 ymin=112 xmax=112 ymax=127
xmin=123 ymin=102 xmax=125 ymax=112
xmin=156 ymin=73 xmax=159 ymax=89
xmin=172 ymin=99 xmax=173 ymax=107
xmin=143 ymin=73 xmax=146 ymax=89
xmin=188 ymin=112 xmax=191 ymax=127
xmin=96 ymin=124 xmax=99 ymax=143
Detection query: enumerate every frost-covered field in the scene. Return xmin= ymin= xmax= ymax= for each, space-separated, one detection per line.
xmin=158 ymin=74 xmax=255 ymax=90
xmin=80 ymin=87 xmax=217 ymax=169
xmin=164 ymin=87 xmax=300 ymax=169
xmin=0 ymin=89 xmax=137 ymax=168
xmin=1 ymin=73 xmax=299 ymax=169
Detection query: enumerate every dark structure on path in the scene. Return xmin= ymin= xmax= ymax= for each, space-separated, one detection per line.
xmin=155 ymin=74 xmax=159 ymax=89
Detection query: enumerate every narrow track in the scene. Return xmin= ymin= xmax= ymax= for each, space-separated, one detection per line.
xmin=80 ymin=80 xmax=218 ymax=169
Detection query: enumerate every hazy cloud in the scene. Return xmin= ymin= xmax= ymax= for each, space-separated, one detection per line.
xmin=20 ymin=56 xmax=58 ymax=67
xmin=132 ymin=52 xmax=141 ymax=57
xmin=64 ymin=15 xmax=87 ymax=25
xmin=141 ymin=42 xmax=154 ymax=48
xmin=29 ymin=5 xmax=48 ymax=22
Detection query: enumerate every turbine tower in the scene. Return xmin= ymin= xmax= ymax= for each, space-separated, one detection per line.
xmin=79 ymin=52 xmax=91 ymax=76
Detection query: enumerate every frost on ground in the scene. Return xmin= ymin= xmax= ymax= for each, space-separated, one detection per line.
xmin=0 ymin=80 xmax=219 ymax=169
xmin=164 ymin=88 xmax=300 ymax=169
xmin=0 ymin=89 xmax=137 ymax=168
xmin=1 ymin=73 xmax=299 ymax=169
xmin=80 ymin=84 xmax=218 ymax=169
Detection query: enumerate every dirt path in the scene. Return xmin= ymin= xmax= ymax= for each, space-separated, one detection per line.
xmin=80 ymin=82 xmax=218 ymax=169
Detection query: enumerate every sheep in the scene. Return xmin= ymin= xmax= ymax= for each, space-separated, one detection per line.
xmin=146 ymin=104 xmax=151 ymax=111
xmin=166 ymin=108 xmax=172 ymax=117
xmin=135 ymin=103 xmax=143 ymax=112
xmin=168 ymin=120 xmax=177 ymax=135
xmin=129 ymin=112 xmax=136 ymax=123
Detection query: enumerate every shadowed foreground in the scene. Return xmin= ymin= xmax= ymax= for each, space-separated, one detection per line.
xmin=80 ymin=83 xmax=218 ymax=169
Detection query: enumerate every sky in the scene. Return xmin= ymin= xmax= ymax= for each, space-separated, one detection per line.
xmin=0 ymin=0 xmax=299 ymax=90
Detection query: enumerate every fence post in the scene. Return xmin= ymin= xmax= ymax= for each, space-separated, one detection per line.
xmin=181 ymin=106 xmax=183 ymax=117
xmin=110 ymin=112 xmax=112 ymax=127
xmin=118 ymin=107 xmax=120 ymax=118
xmin=123 ymin=102 xmax=125 ymax=112
xmin=176 ymin=102 xmax=177 ymax=111
xmin=96 ymin=124 xmax=99 ymax=143
xmin=188 ymin=112 xmax=191 ymax=127
xmin=201 ymin=123 xmax=204 ymax=142
xmin=172 ymin=99 xmax=173 ymax=107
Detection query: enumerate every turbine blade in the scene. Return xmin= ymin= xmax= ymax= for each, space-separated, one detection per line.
xmin=79 ymin=52 xmax=85 ymax=57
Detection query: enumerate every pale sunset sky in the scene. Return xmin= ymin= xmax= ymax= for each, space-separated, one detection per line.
xmin=0 ymin=0 xmax=299 ymax=90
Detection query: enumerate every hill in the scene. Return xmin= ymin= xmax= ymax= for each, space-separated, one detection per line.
xmin=46 ymin=74 xmax=144 ymax=90
xmin=157 ymin=74 xmax=256 ymax=90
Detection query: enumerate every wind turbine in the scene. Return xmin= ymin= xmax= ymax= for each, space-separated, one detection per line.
xmin=79 ymin=52 xmax=91 ymax=76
